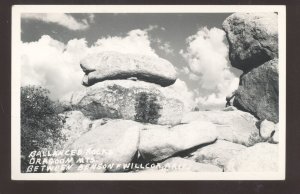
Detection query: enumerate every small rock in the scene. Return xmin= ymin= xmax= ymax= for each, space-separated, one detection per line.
xmin=260 ymin=119 xmax=276 ymax=139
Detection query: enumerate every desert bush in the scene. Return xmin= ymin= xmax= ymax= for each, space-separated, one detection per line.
xmin=21 ymin=85 xmax=65 ymax=172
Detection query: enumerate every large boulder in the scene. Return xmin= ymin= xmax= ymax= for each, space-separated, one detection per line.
xmin=69 ymin=80 xmax=184 ymax=125
xmin=80 ymin=51 xmax=177 ymax=87
xmin=67 ymin=119 xmax=142 ymax=172
xmin=225 ymin=143 xmax=278 ymax=172
xmin=181 ymin=110 xmax=260 ymax=146
xmin=233 ymin=59 xmax=279 ymax=123
xmin=187 ymin=140 xmax=246 ymax=168
xmin=223 ymin=12 xmax=278 ymax=71
xmin=138 ymin=121 xmax=218 ymax=162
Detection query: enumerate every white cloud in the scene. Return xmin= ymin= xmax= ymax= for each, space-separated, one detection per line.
xmin=90 ymin=29 xmax=158 ymax=57
xmin=21 ymin=28 xmax=160 ymax=99
xmin=21 ymin=35 xmax=88 ymax=99
xmin=22 ymin=13 xmax=90 ymax=31
xmin=163 ymin=79 xmax=195 ymax=111
xmin=180 ymin=66 xmax=190 ymax=74
xmin=88 ymin=13 xmax=95 ymax=23
xmin=181 ymin=27 xmax=239 ymax=109
xmin=189 ymin=73 xmax=200 ymax=81
xmin=158 ymin=42 xmax=174 ymax=55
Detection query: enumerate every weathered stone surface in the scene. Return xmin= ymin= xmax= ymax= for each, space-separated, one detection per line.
xmin=181 ymin=110 xmax=260 ymax=146
xmin=225 ymin=143 xmax=278 ymax=172
xmin=260 ymin=119 xmax=277 ymax=139
xmin=138 ymin=121 xmax=218 ymax=162
xmin=67 ymin=119 xmax=141 ymax=172
xmin=80 ymin=51 xmax=177 ymax=87
xmin=187 ymin=140 xmax=246 ymax=168
xmin=69 ymin=80 xmax=184 ymax=125
xmin=223 ymin=12 xmax=278 ymax=71
xmin=233 ymin=59 xmax=279 ymax=123
xmin=59 ymin=111 xmax=92 ymax=148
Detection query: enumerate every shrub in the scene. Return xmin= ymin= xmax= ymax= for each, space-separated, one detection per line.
xmin=134 ymin=92 xmax=161 ymax=124
xmin=21 ymin=85 xmax=64 ymax=172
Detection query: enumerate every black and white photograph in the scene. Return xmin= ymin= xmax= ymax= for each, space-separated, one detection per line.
xmin=11 ymin=5 xmax=286 ymax=180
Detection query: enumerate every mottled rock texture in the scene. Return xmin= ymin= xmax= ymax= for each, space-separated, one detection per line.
xmin=80 ymin=51 xmax=177 ymax=87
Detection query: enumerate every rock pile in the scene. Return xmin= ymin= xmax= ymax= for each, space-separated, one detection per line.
xmin=223 ymin=12 xmax=279 ymax=123
xmin=55 ymin=12 xmax=280 ymax=174
xmin=66 ymin=51 xmax=184 ymax=125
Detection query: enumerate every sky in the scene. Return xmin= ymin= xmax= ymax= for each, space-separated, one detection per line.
xmin=20 ymin=13 xmax=242 ymax=110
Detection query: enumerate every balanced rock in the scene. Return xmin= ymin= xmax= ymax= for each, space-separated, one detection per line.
xmin=67 ymin=119 xmax=141 ymax=172
xmin=181 ymin=110 xmax=259 ymax=146
xmin=225 ymin=143 xmax=278 ymax=172
xmin=187 ymin=140 xmax=246 ymax=168
xmin=69 ymin=80 xmax=184 ymax=125
xmin=138 ymin=121 xmax=218 ymax=162
xmin=223 ymin=12 xmax=278 ymax=71
xmin=80 ymin=51 xmax=177 ymax=87
xmin=259 ymin=119 xmax=277 ymax=140
xmin=233 ymin=59 xmax=279 ymax=123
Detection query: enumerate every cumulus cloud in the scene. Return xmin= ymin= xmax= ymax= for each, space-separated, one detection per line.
xmin=158 ymin=42 xmax=174 ymax=55
xmin=22 ymin=13 xmax=90 ymax=30
xmin=21 ymin=35 xmax=88 ymax=99
xmin=21 ymin=28 xmax=160 ymax=99
xmin=164 ymin=79 xmax=195 ymax=111
xmin=90 ymin=29 xmax=158 ymax=57
xmin=180 ymin=27 xmax=239 ymax=109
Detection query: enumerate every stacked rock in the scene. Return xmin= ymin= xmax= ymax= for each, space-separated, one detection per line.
xmin=223 ymin=13 xmax=279 ymax=123
xmin=69 ymin=51 xmax=184 ymax=125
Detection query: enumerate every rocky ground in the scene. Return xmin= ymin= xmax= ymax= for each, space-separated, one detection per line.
xmin=57 ymin=12 xmax=280 ymax=173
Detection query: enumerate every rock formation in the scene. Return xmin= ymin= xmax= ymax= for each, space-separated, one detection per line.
xmin=81 ymin=51 xmax=177 ymax=87
xmin=223 ymin=13 xmax=278 ymax=72
xmin=223 ymin=12 xmax=279 ymax=123
xmin=53 ymin=13 xmax=280 ymax=174
xmin=63 ymin=52 xmax=184 ymax=125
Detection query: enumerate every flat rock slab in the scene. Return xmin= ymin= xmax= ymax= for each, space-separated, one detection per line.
xmin=138 ymin=121 xmax=218 ymax=162
xmin=225 ymin=142 xmax=278 ymax=172
xmin=81 ymin=51 xmax=177 ymax=87
xmin=69 ymin=80 xmax=184 ymax=125
xmin=223 ymin=12 xmax=278 ymax=71
xmin=181 ymin=110 xmax=260 ymax=146
xmin=233 ymin=59 xmax=279 ymax=123
xmin=187 ymin=140 xmax=246 ymax=168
